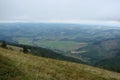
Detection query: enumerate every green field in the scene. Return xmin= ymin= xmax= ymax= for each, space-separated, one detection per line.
xmin=34 ymin=40 xmax=87 ymax=52
xmin=13 ymin=37 xmax=88 ymax=52
xmin=13 ymin=37 xmax=33 ymax=45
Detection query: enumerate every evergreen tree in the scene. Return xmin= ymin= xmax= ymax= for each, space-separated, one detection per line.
xmin=23 ymin=46 xmax=28 ymax=53
xmin=1 ymin=41 xmax=7 ymax=48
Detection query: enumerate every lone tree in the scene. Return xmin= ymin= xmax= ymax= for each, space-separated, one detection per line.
xmin=1 ymin=41 xmax=7 ymax=48
xmin=23 ymin=46 xmax=28 ymax=53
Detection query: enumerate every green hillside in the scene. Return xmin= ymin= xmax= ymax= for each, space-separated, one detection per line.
xmin=2 ymin=42 xmax=85 ymax=64
xmin=95 ymin=56 xmax=120 ymax=73
xmin=0 ymin=48 xmax=120 ymax=80
xmin=75 ymin=39 xmax=120 ymax=64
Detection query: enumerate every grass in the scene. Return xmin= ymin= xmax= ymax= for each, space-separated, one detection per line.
xmin=13 ymin=37 xmax=87 ymax=52
xmin=34 ymin=40 xmax=87 ymax=52
xmin=0 ymin=48 xmax=120 ymax=80
xmin=0 ymin=55 xmax=27 ymax=80
xmin=13 ymin=37 xmax=33 ymax=45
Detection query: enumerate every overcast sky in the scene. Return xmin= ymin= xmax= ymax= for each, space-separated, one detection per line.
xmin=0 ymin=0 xmax=120 ymax=22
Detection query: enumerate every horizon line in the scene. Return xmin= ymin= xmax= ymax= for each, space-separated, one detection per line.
xmin=0 ymin=20 xmax=120 ymax=26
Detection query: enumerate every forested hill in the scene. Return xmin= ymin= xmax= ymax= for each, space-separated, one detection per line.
xmin=95 ymin=56 xmax=120 ymax=73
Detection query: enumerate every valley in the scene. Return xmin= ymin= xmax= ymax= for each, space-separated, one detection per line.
xmin=1 ymin=0 xmax=120 ymax=79
xmin=0 ymin=23 xmax=120 ymax=73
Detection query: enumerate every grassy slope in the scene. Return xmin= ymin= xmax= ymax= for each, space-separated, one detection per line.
xmin=0 ymin=48 xmax=120 ymax=80
xmin=5 ymin=43 xmax=85 ymax=64
xmin=0 ymin=55 xmax=28 ymax=80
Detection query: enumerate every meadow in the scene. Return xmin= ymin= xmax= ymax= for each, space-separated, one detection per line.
xmin=0 ymin=47 xmax=120 ymax=80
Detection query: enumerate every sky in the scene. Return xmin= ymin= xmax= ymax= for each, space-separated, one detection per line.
xmin=0 ymin=0 xmax=120 ymax=23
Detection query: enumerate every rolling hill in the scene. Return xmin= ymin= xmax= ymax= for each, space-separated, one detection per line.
xmin=95 ymin=56 xmax=120 ymax=73
xmin=1 ymin=23 xmax=120 ymax=52
xmin=0 ymin=42 xmax=85 ymax=64
xmin=0 ymin=47 xmax=120 ymax=80
xmin=74 ymin=39 xmax=120 ymax=64
xmin=0 ymin=23 xmax=120 ymax=74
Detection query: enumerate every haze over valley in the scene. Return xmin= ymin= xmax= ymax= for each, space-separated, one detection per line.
xmin=0 ymin=0 xmax=120 ymax=80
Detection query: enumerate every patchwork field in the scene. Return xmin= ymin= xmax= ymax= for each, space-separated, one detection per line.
xmin=13 ymin=37 xmax=88 ymax=52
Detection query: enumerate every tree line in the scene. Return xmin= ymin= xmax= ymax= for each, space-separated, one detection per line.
xmin=0 ymin=40 xmax=28 ymax=53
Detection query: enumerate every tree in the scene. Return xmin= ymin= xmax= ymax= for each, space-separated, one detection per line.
xmin=23 ymin=46 xmax=28 ymax=53
xmin=1 ymin=41 xmax=7 ymax=48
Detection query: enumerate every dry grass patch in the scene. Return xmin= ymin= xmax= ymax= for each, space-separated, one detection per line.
xmin=0 ymin=48 xmax=120 ymax=80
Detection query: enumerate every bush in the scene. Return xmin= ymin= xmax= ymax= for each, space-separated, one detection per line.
xmin=23 ymin=46 xmax=28 ymax=53
xmin=1 ymin=41 xmax=7 ymax=48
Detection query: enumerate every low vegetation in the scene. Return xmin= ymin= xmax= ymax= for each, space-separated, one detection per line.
xmin=34 ymin=40 xmax=87 ymax=52
xmin=0 ymin=48 xmax=120 ymax=80
xmin=2 ymin=42 xmax=85 ymax=64
xmin=0 ymin=55 xmax=27 ymax=80
xmin=1 ymin=41 xmax=7 ymax=48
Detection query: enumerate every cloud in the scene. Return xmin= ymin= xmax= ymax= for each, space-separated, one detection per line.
xmin=0 ymin=0 xmax=120 ymax=21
